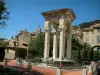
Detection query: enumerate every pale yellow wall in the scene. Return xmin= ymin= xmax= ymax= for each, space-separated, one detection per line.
xmin=83 ymin=28 xmax=100 ymax=47
xmin=5 ymin=49 xmax=15 ymax=59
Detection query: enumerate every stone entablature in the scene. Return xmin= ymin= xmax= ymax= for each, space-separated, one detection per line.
xmin=42 ymin=8 xmax=76 ymax=21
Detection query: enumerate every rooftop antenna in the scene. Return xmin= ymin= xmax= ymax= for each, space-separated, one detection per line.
xmin=16 ymin=30 xmax=18 ymax=35
xmin=28 ymin=20 xmax=32 ymax=32
xmin=26 ymin=20 xmax=32 ymax=61
xmin=4 ymin=36 xmax=5 ymax=39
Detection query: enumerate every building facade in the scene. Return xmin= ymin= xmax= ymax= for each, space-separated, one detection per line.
xmin=82 ymin=23 xmax=100 ymax=47
xmin=9 ymin=25 xmax=41 ymax=48
xmin=5 ymin=26 xmax=41 ymax=59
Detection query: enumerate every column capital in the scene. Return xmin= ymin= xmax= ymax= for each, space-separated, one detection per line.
xmin=53 ymin=32 xmax=57 ymax=35
xmin=52 ymin=28 xmax=57 ymax=34
xmin=44 ymin=21 xmax=50 ymax=30
xmin=59 ymin=18 xmax=66 ymax=28
xmin=44 ymin=29 xmax=50 ymax=32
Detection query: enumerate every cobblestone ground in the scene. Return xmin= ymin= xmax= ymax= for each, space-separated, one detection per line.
xmin=0 ymin=60 xmax=91 ymax=75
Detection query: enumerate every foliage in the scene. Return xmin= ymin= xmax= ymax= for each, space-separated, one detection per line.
xmin=0 ymin=1 xmax=9 ymax=28
xmin=90 ymin=45 xmax=100 ymax=61
xmin=0 ymin=41 xmax=8 ymax=47
xmin=0 ymin=38 xmax=8 ymax=47
xmin=71 ymin=36 xmax=83 ymax=62
xmin=0 ymin=38 xmax=7 ymax=40
xmin=15 ymin=48 xmax=27 ymax=59
xmin=28 ymin=32 xmax=93 ymax=63
xmin=29 ymin=33 xmax=45 ymax=57
xmin=71 ymin=36 xmax=92 ymax=63
xmin=29 ymin=33 xmax=85 ymax=58
xmin=72 ymin=36 xmax=83 ymax=48
xmin=28 ymin=32 xmax=53 ymax=58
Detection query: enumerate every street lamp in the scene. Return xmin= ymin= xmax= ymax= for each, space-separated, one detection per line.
xmin=84 ymin=43 xmax=87 ymax=66
xmin=26 ymin=45 xmax=29 ymax=61
xmin=26 ymin=20 xmax=31 ymax=61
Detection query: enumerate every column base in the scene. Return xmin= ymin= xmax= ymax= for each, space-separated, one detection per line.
xmin=41 ymin=58 xmax=53 ymax=63
xmin=54 ymin=58 xmax=74 ymax=62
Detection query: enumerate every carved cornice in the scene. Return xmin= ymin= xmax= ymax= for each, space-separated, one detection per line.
xmin=41 ymin=8 xmax=76 ymax=21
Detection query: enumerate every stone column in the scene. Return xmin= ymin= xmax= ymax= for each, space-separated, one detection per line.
xmin=67 ymin=33 xmax=72 ymax=59
xmin=53 ymin=28 xmax=58 ymax=60
xmin=66 ymin=17 xmax=72 ymax=59
xmin=44 ymin=21 xmax=50 ymax=59
xmin=59 ymin=18 xmax=66 ymax=59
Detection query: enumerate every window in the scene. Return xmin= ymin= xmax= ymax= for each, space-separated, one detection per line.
xmin=97 ymin=35 xmax=100 ymax=43
xmin=97 ymin=28 xmax=100 ymax=33
xmin=23 ymin=43 xmax=28 ymax=47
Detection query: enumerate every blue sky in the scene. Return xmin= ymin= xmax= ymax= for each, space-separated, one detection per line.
xmin=0 ymin=0 xmax=100 ymax=39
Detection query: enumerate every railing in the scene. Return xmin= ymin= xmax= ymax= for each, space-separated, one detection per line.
xmin=26 ymin=57 xmax=91 ymax=69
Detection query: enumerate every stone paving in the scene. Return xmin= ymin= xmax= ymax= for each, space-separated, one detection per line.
xmin=0 ymin=60 xmax=91 ymax=75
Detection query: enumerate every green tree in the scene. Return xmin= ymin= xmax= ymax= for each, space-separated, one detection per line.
xmin=0 ymin=1 xmax=9 ymax=28
xmin=71 ymin=35 xmax=84 ymax=62
xmin=29 ymin=33 xmax=45 ymax=57
xmin=29 ymin=32 xmax=92 ymax=63
xmin=29 ymin=33 xmax=84 ymax=57
xmin=0 ymin=41 xmax=9 ymax=47
xmin=29 ymin=32 xmax=53 ymax=58
xmin=90 ymin=45 xmax=100 ymax=61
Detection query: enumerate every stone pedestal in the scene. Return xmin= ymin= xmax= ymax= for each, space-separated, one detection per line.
xmin=4 ymin=59 xmax=7 ymax=65
xmin=91 ymin=61 xmax=96 ymax=72
xmin=27 ymin=62 xmax=32 ymax=72
xmin=88 ymin=64 xmax=93 ymax=73
xmin=82 ymin=68 xmax=87 ymax=75
xmin=57 ymin=68 xmax=62 ymax=75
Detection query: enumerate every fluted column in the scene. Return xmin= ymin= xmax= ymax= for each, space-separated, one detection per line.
xmin=66 ymin=17 xmax=72 ymax=59
xmin=59 ymin=18 xmax=66 ymax=59
xmin=53 ymin=28 xmax=58 ymax=60
xmin=67 ymin=33 xmax=72 ymax=59
xmin=44 ymin=21 xmax=50 ymax=59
